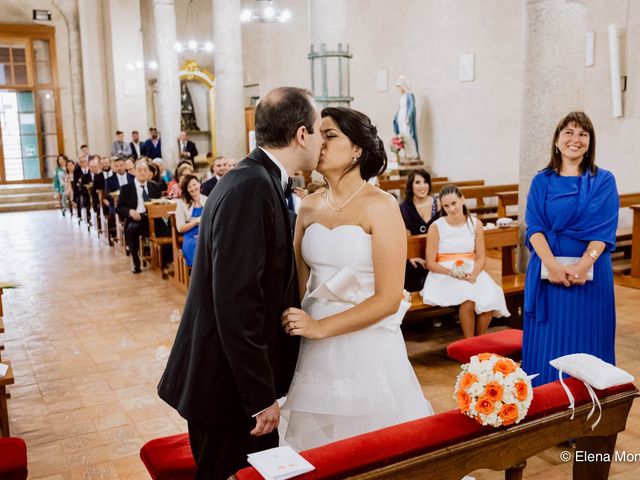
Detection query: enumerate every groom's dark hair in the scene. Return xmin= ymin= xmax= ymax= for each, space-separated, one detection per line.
xmin=255 ymin=87 xmax=317 ymax=148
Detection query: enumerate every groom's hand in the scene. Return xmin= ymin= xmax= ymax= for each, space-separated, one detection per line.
xmin=250 ymin=401 xmax=280 ymax=436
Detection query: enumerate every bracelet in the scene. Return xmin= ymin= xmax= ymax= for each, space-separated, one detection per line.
xmin=587 ymin=249 xmax=599 ymax=261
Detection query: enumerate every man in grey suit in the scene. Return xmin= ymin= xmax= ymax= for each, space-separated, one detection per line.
xmin=158 ymin=87 xmax=323 ymax=480
xmin=111 ymin=130 xmax=132 ymax=159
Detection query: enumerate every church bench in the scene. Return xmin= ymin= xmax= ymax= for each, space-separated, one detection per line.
xmin=457 ymin=184 xmax=519 ymax=225
xmin=0 ymin=437 xmax=27 ymax=480
xmin=139 ymin=380 xmax=638 ymax=480
xmin=378 ymin=179 xmax=484 ymax=199
xmin=497 ymin=191 xmax=518 ymax=218
xmin=0 ymin=361 xmax=14 ymax=437
xmin=169 ymin=212 xmax=190 ymax=293
xmin=406 ymin=226 xmax=525 ymax=327
xmin=447 ymin=328 xmax=523 ymax=363
xmin=145 ymin=202 xmax=176 ymax=274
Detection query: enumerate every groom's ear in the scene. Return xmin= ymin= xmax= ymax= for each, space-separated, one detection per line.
xmin=294 ymin=125 xmax=308 ymax=147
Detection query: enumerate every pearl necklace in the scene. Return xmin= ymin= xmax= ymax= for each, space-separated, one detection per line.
xmin=325 ymin=180 xmax=367 ymax=212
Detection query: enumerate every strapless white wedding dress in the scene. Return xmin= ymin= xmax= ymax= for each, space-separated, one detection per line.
xmin=281 ymin=223 xmax=434 ymax=451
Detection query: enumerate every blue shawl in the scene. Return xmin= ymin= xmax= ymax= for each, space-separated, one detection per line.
xmin=524 ymin=168 xmax=619 ymax=323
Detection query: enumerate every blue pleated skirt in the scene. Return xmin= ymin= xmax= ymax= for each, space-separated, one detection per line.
xmin=522 ymin=251 xmax=616 ymax=387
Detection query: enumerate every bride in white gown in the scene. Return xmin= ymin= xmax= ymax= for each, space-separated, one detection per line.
xmin=280 ymin=107 xmax=433 ymax=451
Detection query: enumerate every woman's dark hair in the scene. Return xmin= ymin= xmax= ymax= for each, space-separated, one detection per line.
xmin=405 ymin=168 xmax=432 ymax=204
xmin=321 ymin=107 xmax=387 ymax=180
xmin=546 ymin=111 xmax=597 ymax=174
xmin=148 ymin=162 xmax=160 ymax=181
xmin=438 ymin=184 xmax=471 ymax=227
xmin=255 ymin=87 xmax=317 ymax=148
xmin=180 ymin=174 xmax=201 ymax=207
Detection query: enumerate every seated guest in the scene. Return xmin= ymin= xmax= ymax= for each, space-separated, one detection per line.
xmin=63 ymin=159 xmax=76 ymax=214
xmin=73 ymin=155 xmax=90 ymax=221
xmin=82 ymin=157 xmax=105 ymax=219
xmin=111 ymin=130 xmax=132 ymax=159
xmin=53 ymin=154 xmax=68 ymax=215
xmin=152 ymin=158 xmax=173 ymax=183
xmin=421 ymin=184 xmax=510 ymax=338
xmin=205 ymin=152 xmax=214 ymax=178
xmin=201 ymin=155 xmax=229 ymax=196
xmin=117 ymin=160 xmax=162 ymax=273
xmin=166 ymin=163 xmax=194 ymax=199
xmin=400 ymin=169 xmax=441 ymax=291
xmin=130 ymin=130 xmax=142 ymax=159
xmin=175 ymin=174 xmax=207 ymax=267
xmin=125 ymin=157 xmax=135 ymax=175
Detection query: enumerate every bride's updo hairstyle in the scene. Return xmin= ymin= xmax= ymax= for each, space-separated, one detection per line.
xmin=321 ymin=107 xmax=387 ymax=180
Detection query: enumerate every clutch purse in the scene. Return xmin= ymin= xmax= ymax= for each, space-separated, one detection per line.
xmin=540 ymin=257 xmax=593 ymax=281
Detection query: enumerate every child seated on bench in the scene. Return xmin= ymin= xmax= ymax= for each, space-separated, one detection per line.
xmin=421 ymin=184 xmax=510 ymax=338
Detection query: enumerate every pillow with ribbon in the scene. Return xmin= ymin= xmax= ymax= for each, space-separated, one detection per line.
xmin=549 ymin=353 xmax=634 ymax=429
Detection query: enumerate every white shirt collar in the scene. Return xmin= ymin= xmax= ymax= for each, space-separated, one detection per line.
xmin=134 ymin=178 xmax=146 ymax=189
xmin=259 ymin=147 xmax=288 ymax=190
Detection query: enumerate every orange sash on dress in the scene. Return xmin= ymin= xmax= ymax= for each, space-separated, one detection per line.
xmin=435 ymin=252 xmax=475 ymax=263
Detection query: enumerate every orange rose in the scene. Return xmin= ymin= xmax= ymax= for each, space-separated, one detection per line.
xmin=459 ymin=372 xmax=478 ymax=390
xmin=456 ymin=389 xmax=472 ymax=412
xmin=498 ymin=403 xmax=519 ymax=426
xmin=484 ymin=381 xmax=504 ymax=402
xmin=515 ymin=380 xmax=529 ymax=402
xmin=455 ymin=259 xmax=464 ymax=267
xmin=475 ymin=395 xmax=495 ymax=415
xmin=476 ymin=352 xmax=494 ymax=361
xmin=493 ymin=358 xmax=517 ymax=375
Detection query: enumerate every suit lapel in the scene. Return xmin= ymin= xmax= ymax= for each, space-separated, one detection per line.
xmin=247 ymin=148 xmax=296 ymax=305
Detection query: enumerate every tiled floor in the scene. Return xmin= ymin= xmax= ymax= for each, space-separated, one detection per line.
xmin=0 ymin=210 xmax=638 ymax=479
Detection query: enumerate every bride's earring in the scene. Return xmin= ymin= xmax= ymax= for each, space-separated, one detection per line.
xmin=352 ymin=156 xmax=358 ymax=165
xmin=555 ymin=146 xmax=559 ymax=154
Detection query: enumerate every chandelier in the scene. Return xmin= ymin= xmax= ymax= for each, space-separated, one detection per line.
xmin=174 ymin=0 xmax=214 ymax=53
xmin=240 ymin=0 xmax=292 ymax=23
xmin=126 ymin=28 xmax=158 ymax=71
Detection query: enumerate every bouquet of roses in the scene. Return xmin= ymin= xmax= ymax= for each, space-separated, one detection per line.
xmin=389 ymin=135 xmax=405 ymax=156
xmin=450 ymin=259 xmax=473 ymax=279
xmin=454 ymin=353 xmax=534 ymax=427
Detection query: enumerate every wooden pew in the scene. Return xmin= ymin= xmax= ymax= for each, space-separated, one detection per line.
xmin=146 ymin=202 xmax=177 ymax=275
xmin=0 ymin=361 xmax=14 ymax=437
xmin=379 ymin=179 xmax=485 ymax=199
xmin=169 ymin=212 xmax=190 ymax=293
xmin=140 ymin=380 xmax=639 ymax=480
xmin=497 ymin=191 xmax=518 ymax=218
xmin=407 ymin=226 xmax=524 ymax=327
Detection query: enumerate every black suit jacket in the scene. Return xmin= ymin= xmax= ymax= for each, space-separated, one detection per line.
xmin=116 ymin=180 xmax=162 ymax=220
xmin=200 ymin=175 xmax=217 ymax=196
xmin=178 ymin=139 xmax=198 ymax=161
xmin=82 ymin=172 xmax=105 ymax=205
xmin=129 ymin=142 xmax=141 ymax=160
xmin=157 ymin=148 xmax=299 ymax=426
xmin=73 ymin=166 xmax=89 ymax=193
xmin=105 ymin=173 xmax=135 ymax=196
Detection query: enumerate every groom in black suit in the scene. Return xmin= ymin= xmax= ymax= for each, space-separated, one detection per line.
xmin=158 ymin=87 xmax=323 ymax=480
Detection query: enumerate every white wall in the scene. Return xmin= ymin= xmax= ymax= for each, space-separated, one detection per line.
xmin=239 ymin=0 xmax=640 ymax=193
xmin=2 ymin=0 xmax=637 ymax=192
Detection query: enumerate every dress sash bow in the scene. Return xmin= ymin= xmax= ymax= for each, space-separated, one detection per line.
xmin=307 ymin=265 xmax=410 ymax=333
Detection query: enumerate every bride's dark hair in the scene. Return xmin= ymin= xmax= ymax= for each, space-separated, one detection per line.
xmin=321 ymin=107 xmax=387 ymax=180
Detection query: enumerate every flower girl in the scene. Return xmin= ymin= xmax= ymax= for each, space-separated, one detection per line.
xmin=421 ymin=184 xmax=510 ymax=337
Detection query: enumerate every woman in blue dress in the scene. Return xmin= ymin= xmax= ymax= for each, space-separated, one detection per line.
xmin=175 ymin=174 xmax=207 ymax=266
xmin=523 ymin=111 xmax=619 ymax=386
